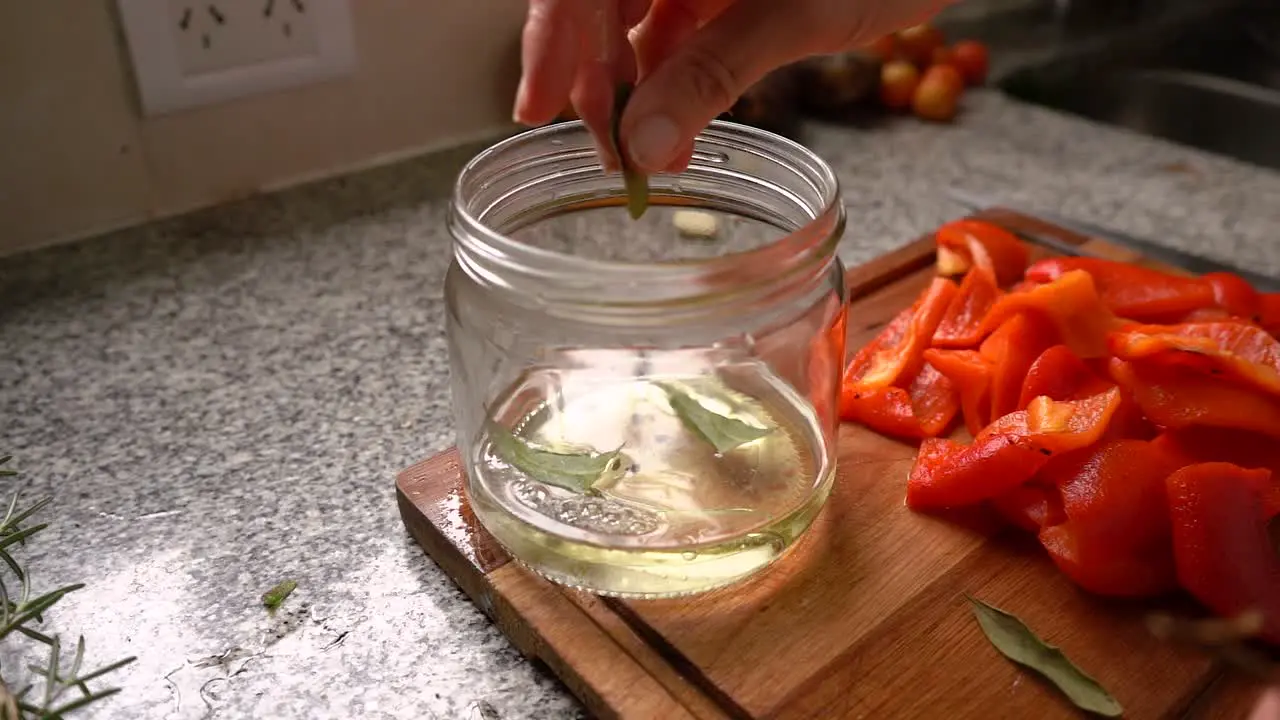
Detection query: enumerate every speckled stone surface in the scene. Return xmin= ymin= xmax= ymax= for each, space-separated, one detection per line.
xmin=3 ymin=89 xmax=1279 ymax=719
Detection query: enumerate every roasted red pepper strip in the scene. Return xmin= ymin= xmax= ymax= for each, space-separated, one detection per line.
xmin=980 ymin=313 xmax=1059 ymax=421
xmin=934 ymin=219 xmax=1030 ymax=287
xmin=1174 ymin=307 xmax=1247 ymax=324
xmin=1110 ymin=358 xmax=1280 ymax=439
xmin=1018 ymin=345 xmax=1111 ymax=408
xmin=1025 ymin=257 xmax=1217 ymax=321
xmin=840 ymin=362 xmax=959 ymax=440
xmin=932 ymin=263 xmax=1002 ymax=348
xmin=1259 ymin=293 xmax=1280 ymax=337
xmin=844 ymin=278 xmax=957 ymax=391
xmin=992 ymin=482 xmax=1064 ymax=533
xmin=1037 ymin=439 xmax=1183 ymax=597
xmin=1151 ymin=428 xmax=1280 ymax=518
xmin=906 ymin=388 xmax=1121 ymax=509
xmin=1166 ymin=462 xmax=1280 ymax=645
xmin=1024 ymin=387 xmax=1122 ymax=453
xmin=979 ymin=270 xmax=1126 ymax=359
xmin=922 ymin=348 xmax=992 ymax=436
xmin=1108 ymin=322 xmax=1280 ymax=397
xmin=1202 ymin=271 xmax=1261 ymax=321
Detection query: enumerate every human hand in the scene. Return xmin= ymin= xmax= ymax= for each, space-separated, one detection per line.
xmin=1249 ymin=688 xmax=1279 ymax=720
xmin=513 ymin=0 xmax=956 ymax=173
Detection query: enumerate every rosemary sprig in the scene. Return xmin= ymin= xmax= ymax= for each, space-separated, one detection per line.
xmin=1147 ymin=610 xmax=1280 ymax=683
xmin=0 ymin=454 xmax=136 ymax=719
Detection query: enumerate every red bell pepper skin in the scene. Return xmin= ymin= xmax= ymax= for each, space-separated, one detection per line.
xmin=991 ymin=482 xmax=1064 ymax=533
xmin=934 ymin=219 xmax=1031 ymax=288
xmin=1107 ymin=321 xmax=1280 ymax=398
xmin=1018 ymin=345 xmax=1111 ymax=407
xmin=1037 ymin=439 xmax=1183 ymax=597
xmin=1260 ymin=292 xmax=1280 ymax=337
xmin=933 ymin=263 xmax=1002 ymax=349
xmin=906 ymin=388 xmax=1122 ymax=509
xmin=1202 ymin=271 xmax=1261 ymax=321
xmin=1025 ymin=257 xmax=1217 ymax=321
xmin=1017 ymin=345 xmax=1155 ymax=440
xmin=1110 ymin=358 xmax=1280 ymax=439
xmin=844 ymin=277 xmax=957 ymax=391
xmin=1172 ymin=307 xmax=1253 ymax=324
xmin=1165 ymin=462 xmax=1280 ymax=645
xmin=840 ymin=362 xmax=960 ymax=440
xmin=923 ymin=348 xmax=992 ymax=436
xmin=908 ymin=433 xmax=1048 ymax=511
xmin=979 ymin=270 xmax=1126 ymax=359
xmin=1024 ymin=387 xmax=1122 ymax=453
xmin=979 ymin=313 xmax=1059 ymax=421
xmin=1151 ymin=428 xmax=1280 ymax=518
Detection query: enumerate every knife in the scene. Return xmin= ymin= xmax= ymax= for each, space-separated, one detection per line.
xmin=946 ymin=187 xmax=1280 ymax=292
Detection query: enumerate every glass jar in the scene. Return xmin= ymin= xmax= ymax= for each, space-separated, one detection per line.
xmin=445 ymin=119 xmax=848 ymax=598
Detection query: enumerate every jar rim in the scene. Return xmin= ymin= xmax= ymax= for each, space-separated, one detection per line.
xmin=449 ymin=119 xmax=845 ymax=313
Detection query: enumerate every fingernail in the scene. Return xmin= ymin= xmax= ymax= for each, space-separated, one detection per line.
xmin=627 ymin=115 xmax=680 ymax=171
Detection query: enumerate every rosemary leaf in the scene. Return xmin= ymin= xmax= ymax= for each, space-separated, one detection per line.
xmin=0 ymin=523 xmax=49 ymax=553
xmin=69 ymin=635 xmax=86 ymax=680
xmin=5 ymin=498 xmax=53 ymax=532
xmin=656 ymin=382 xmax=773 ymax=454
xmin=0 ymin=585 xmax=84 ymax=641
xmin=73 ymin=656 xmax=136 ymax=686
xmin=0 ymin=551 xmax=23 ymax=584
xmin=14 ymin=625 xmax=53 ymax=647
xmin=611 ymin=83 xmax=649 ymax=220
xmin=489 ymin=423 xmax=628 ymax=494
xmin=968 ymin=596 xmax=1124 ymax=718
xmin=262 ymin=579 xmax=297 ymax=611
xmin=44 ymin=686 xmax=124 ymax=717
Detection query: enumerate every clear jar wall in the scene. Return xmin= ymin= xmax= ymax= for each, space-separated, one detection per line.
xmin=445 ymin=120 xmax=847 ymax=598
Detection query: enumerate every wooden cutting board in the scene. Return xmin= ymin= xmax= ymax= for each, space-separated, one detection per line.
xmin=396 ymin=209 xmax=1268 ymax=720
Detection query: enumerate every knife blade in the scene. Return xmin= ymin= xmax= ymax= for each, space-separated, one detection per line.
xmin=946 ymin=187 xmax=1280 ymax=292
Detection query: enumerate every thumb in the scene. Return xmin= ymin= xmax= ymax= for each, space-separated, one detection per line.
xmin=619 ymin=0 xmax=811 ymax=173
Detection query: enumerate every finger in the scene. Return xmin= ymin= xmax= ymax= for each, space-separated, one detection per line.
xmin=663 ymin=141 xmax=696 ymax=173
xmin=513 ymin=0 xmax=584 ymax=125
xmin=630 ymin=0 xmax=698 ymax=79
xmin=570 ymin=2 xmax=637 ymax=170
xmin=1247 ymin=689 xmax=1280 ymax=720
xmin=620 ymin=0 xmax=812 ymax=172
xmin=620 ymin=0 xmax=652 ymax=28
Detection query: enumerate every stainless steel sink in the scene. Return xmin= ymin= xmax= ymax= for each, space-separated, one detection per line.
xmin=997 ymin=1 xmax=1280 ymax=171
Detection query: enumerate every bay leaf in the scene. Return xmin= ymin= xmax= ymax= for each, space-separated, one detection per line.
xmin=611 ymin=83 xmax=650 ymax=220
xmin=656 ymin=382 xmax=773 ymax=454
xmin=489 ymin=422 xmax=628 ymax=494
xmin=967 ymin=596 xmax=1124 ymax=718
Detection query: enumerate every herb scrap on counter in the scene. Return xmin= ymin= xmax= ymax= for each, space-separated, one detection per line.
xmin=656 ymin=382 xmax=774 ymax=454
xmin=611 ymin=83 xmax=650 ymax=220
xmin=967 ymin=596 xmax=1124 ymax=718
xmin=488 ymin=422 xmax=629 ymax=494
xmin=262 ymin=579 xmax=298 ymax=611
xmin=0 ymin=455 xmax=136 ymax=719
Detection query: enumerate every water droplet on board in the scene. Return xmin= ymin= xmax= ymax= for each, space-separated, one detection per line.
xmin=681 ymin=551 xmax=698 ymax=561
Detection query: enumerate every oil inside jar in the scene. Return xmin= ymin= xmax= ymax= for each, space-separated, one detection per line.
xmin=466 ymin=348 xmax=834 ymax=598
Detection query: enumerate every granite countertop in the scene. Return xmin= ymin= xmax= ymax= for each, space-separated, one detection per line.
xmin=3 ymin=87 xmax=1280 ymax=720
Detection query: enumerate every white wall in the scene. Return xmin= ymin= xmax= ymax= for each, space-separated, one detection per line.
xmin=0 ymin=1 xmax=525 ymax=257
